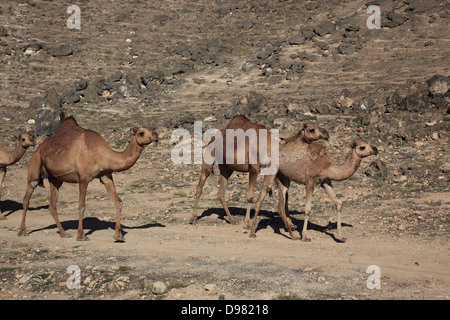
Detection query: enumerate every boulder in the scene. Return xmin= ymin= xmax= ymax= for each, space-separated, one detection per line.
xmin=119 ymin=73 xmax=142 ymax=97
xmin=31 ymin=89 xmax=65 ymax=136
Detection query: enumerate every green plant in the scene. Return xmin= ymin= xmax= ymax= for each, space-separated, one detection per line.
xmin=118 ymin=266 xmax=131 ymax=274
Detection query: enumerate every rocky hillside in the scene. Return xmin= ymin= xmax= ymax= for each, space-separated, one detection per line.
xmin=1 ymin=0 xmax=449 ymax=189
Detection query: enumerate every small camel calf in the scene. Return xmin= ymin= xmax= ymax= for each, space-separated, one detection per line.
xmin=0 ymin=133 xmax=35 ymax=219
xmin=250 ymin=140 xmax=378 ymax=242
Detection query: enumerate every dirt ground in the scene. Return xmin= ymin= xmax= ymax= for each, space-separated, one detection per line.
xmin=0 ymin=0 xmax=449 ymax=300
xmin=0 ymin=144 xmax=448 ymax=300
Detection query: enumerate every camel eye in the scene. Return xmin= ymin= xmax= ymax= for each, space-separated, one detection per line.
xmin=21 ymin=138 xmax=25 ymax=142
xmin=139 ymin=131 xmax=145 ymax=137
xmin=309 ymin=128 xmax=315 ymax=133
xmin=360 ymin=146 xmax=366 ymax=150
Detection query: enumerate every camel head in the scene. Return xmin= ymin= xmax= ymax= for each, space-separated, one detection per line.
xmin=16 ymin=133 xmax=35 ymax=149
xmin=301 ymin=123 xmax=330 ymax=142
xmin=351 ymin=140 xmax=378 ymax=159
xmin=132 ymin=127 xmax=158 ymax=147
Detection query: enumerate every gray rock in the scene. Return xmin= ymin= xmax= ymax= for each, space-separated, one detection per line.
xmin=427 ymin=74 xmax=448 ymax=97
xmin=288 ymin=33 xmax=305 ymax=45
xmin=51 ymin=42 xmax=73 ymax=57
xmin=384 ymin=11 xmax=408 ymax=28
xmin=314 ymin=21 xmax=335 ymax=36
xmin=23 ymin=43 xmax=42 ymax=56
xmin=256 ymin=44 xmax=273 ymax=60
xmin=152 ymin=281 xmax=168 ymax=295
xmin=0 ymin=26 xmax=7 ymax=37
xmin=75 ymin=79 xmax=88 ymax=91
xmin=300 ymin=26 xmax=315 ymax=40
xmin=32 ymin=89 xmax=65 ymax=136
xmin=61 ymin=91 xmax=80 ymax=104
xmin=119 ymin=73 xmax=142 ymax=97
xmin=338 ymin=42 xmax=356 ymax=55
xmin=242 ymin=21 xmax=254 ymax=30
xmin=225 ymin=91 xmax=266 ymax=119
xmin=141 ymin=70 xmax=165 ymax=85
xmin=241 ymin=61 xmax=258 ymax=72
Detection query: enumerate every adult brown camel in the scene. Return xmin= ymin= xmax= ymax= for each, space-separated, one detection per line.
xmin=190 ymin=115 xmax=329 ymax=230
xmin=250 ymin=140 xmax=378 ymax=242
xmin=0 ymin=133 xmax=35 ymax=219
xmin=17 ymin=116 xmax=158 ymax=241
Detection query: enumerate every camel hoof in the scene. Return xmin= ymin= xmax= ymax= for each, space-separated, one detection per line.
xmin=243 ymin=223 xmax=250 ymax=230
xmin=17 ymin=230 xmax=28 ymax=237
xmin=77 ymin=236 xmax=90 ymax=241
xmin=301 ymin=236 xmax=311 ymax=242
xmin=249 ymin=233 xmax=257 ymax=238
xmin=336 ymin=237 xmax=347 ymax=243
xmin=114 ymin=235 xmax=125 ymax=242
xmin=0 ymin=215 xmax=6 ymax=220
xmin=228 ymin=218 xmax=237 ymax=225
xmin=291 ymin=235 xmax=300 ymax=240
xmin=189 ymin=218 xmax=197 ymax=225
xmin=60 ymin=233 xmax=72 ymax=239
xmin=290 ymin=224 xmax=297 ymax=231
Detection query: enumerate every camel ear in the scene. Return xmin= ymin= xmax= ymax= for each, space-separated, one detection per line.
xmin=132 ymin=127 xmax=139 ymax=135
xmin=351 ymin=141 xmax=357 ymax=149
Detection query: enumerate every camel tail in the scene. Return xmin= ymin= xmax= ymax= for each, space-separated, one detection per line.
xmin=37 ymin=177 xmax=45 ymax=188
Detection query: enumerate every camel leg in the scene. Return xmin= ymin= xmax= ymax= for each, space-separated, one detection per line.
xmin=249 ymin=174 xmax=297 ymax=239
xmin=275 ymin=176 xmax=295 ymax=231
xmin=249 ymin=182 xmax=270 ymax=238
xmin=301 ymin=181 xmax=315 ymax=242
xmin=274 ymin=177 xmax=299 ymax=240
xmin=48 ymin=178 xmax=70 ymax=238
xmin=217 ymin=165 xmax=236 ymax=225
xmin=76 ymin=179 xmax=89 ymax=241
xmin=322 ymin=181 xmax=345 ymax=242
xmin=0 ymin=168 xmax=6 ymax=220
xmin=190 ymin=162 xmax=213 ymax=224
xmin=100 ymin=174 xmax=124 ymax=242
xmin=18 ymin=152 xmax=43 ymax=236
xmin=18 ymin=180 xmax=38 ymax=236
xmin=243 ymin=170 xmax=258 ymax=229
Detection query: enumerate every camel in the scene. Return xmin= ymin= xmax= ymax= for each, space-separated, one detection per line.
xmin=0 ymin=133 xmax=35 ymax=219
xmin=190 ymin=115 xmax=329 ymax=230
xmin=250 ymin=139 xmax=378 ymax=242
xmin=17 ymin=116 xmax=158 ymax=241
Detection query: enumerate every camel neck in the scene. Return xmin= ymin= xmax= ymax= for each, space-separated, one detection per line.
xmin=9 ymin=143 xmax=26 ymax=166
xmin=109 ymin=137 xmax=144 ymax=172
xmin=325 ymin=148 xmax=361 ymax=181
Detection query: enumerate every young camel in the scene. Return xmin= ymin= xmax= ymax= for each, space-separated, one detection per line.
xmin=0 ymin=133 xmax=35 ymax=219
xmin=250 ymin=140 xmax=378 ymax=242
xmin=17 ymin=116 xmax=158 ymax=241
xmin=190 ymin=115 xmax=329 ymax=230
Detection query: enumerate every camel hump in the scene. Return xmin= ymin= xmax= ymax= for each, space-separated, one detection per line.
xmin=226 ymin=115 xmax=252 ymax=128
xmin=226 ymin=115 xmax=267 ymax=131
xmin=59 ymin=116 xmax=79 ymax=128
